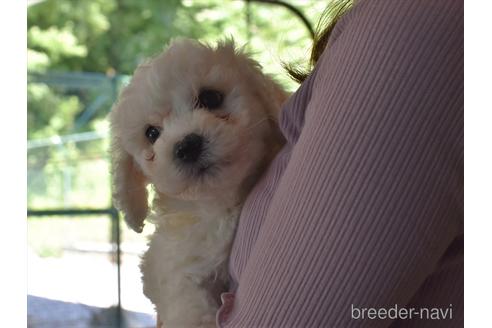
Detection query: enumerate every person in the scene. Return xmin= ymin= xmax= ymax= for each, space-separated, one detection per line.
xmin=217 ymin=0 xmax=463 ymax=327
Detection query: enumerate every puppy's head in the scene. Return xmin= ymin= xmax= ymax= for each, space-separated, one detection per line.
xmin=110 ymin=39 xmax=287 ymax=232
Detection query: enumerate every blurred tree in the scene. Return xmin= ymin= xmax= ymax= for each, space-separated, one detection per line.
xmin=28 ymin=0 xmax=325 ymax=82
xmin=27 ymin=0 xmax=242 ymax=74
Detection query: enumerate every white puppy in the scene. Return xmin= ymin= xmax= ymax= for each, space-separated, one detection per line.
xmin=110 ymin=39 xmax=287 ymax=327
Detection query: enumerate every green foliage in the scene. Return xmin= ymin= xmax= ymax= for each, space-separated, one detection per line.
xmin=28 ymin=0 xmax=325 ymax=80
xmin=28 ymin=26 xmax=87 ymax=63
xmin=27 ymin=84 xmax=81 ymax=138
xmin=28 ymin=0 xmax=196 ymax=74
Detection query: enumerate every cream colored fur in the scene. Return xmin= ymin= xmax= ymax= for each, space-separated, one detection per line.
xmin=109 ymin=39 xmax=287 ymax=327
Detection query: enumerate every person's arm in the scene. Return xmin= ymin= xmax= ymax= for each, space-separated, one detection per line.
xmin=224 ymin=1 xmax=463 ymax=327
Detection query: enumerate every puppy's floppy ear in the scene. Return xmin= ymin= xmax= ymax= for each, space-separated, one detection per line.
xmin=259 ymin=75 xmax=289 ymax=123
xmin=110 ymin=135 xmax=148 ymax=233
xmin=245 ymin=64 xmax=289 ymax=123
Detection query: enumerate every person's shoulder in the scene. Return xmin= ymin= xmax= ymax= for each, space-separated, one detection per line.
xmin=318 ymin=0 xmax=463 ymax=64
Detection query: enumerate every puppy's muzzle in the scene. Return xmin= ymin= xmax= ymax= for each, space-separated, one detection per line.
xmin=174 ymin=133 xmax=205 ymax=164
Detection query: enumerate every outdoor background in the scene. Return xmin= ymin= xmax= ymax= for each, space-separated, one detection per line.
xmin=27 ymin=0 xmax=326 ymax=327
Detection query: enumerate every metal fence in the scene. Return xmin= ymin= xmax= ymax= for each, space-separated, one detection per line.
xmin=27 ymin=71 xmax=134 ymax=327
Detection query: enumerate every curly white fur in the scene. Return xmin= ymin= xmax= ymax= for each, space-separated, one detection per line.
xmin=109 ymin=39 xmax=287 ymax=327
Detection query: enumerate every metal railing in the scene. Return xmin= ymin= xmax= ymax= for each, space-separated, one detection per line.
xmin=28 ymin=71 xmax=127 ymax=326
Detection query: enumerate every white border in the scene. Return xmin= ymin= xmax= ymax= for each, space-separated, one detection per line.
xmin=464 ymin=1 xmax=492 ymax=327
xmin=0 ymin=0 xmax=27 ymax=327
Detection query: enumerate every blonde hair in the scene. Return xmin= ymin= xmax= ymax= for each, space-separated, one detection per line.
xmin=285 ymin=0 xmax=354 ymax=83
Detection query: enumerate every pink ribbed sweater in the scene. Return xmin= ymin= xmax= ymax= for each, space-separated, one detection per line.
xmin=217 ymin=0 xmax=463 ymax=327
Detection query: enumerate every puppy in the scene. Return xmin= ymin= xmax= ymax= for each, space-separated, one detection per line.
xmin=109 ymin=39 xmax=287 ymax=327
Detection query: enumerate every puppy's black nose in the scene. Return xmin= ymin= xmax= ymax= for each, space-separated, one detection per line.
xmin=174 ymin=133 xmax=204 ymax=163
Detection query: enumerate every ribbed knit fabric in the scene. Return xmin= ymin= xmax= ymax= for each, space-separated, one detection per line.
xmin=217 ymin=0 xmax=463 ymax=327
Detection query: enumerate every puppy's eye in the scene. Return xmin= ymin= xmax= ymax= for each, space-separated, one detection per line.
xmin=197 ymin=89 xmax=223 ymax=110
xmin=145 ymin=126 xmax=161 ymax=144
